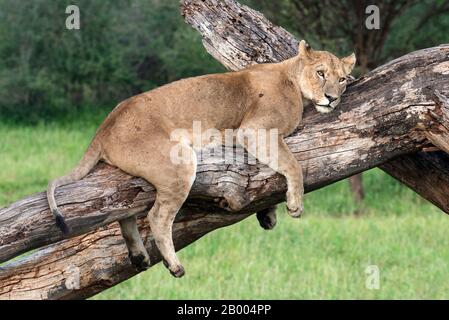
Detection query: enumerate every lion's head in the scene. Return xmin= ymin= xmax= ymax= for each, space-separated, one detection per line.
xmin=296 ymin=40 xmax=356 ymax=113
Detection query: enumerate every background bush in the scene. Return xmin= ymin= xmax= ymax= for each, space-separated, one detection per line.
xmin=0 ymin=0 xmax=224 ymax=122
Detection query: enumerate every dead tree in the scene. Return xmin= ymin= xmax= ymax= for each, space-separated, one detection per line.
xmin=0 ymin=0 xmax=449 ymax=299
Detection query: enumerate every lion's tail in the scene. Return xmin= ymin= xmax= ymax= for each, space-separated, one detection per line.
xmin=47 ymin=140 xmax=102 ymax=234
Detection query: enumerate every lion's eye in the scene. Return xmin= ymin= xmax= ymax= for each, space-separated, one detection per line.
xmin=339 ymin=77 xmax=346 ymax=83
xmin=317 ymin=71 xmax=325 ymax=78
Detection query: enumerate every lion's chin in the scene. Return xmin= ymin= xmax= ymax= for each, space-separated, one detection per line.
xmin=314 ymin=104 xmax=334 ymax=113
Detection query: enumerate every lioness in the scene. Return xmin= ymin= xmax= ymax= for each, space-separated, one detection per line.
xmin=47 ymin=41 xmax=355 ymax=277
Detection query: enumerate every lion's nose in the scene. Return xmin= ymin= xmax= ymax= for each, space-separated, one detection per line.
xmin=325 ymin=94 xmax=338 ymax=103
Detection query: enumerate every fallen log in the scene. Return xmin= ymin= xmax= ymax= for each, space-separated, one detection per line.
xmin=1 ymin=0 xmax=449 ymax=300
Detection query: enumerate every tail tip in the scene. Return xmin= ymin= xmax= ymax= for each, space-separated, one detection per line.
xmin=53 ymin=209 xmax=70 ymax=235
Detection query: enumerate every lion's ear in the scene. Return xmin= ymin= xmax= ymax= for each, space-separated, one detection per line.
xmin=298 ymin=40 xmax=312 ymax=60
xmin=341 ymin=53 xmax=356 ymax=74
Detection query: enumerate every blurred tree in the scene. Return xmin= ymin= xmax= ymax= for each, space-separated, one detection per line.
xmin=0 ymin=0 xmax=224 ymax=122
xmin=244 ymin=0 xmax=449 ymax=72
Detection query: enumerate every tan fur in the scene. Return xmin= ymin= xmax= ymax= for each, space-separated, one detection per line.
xmin=47 ymin=41 xmax=355 ymax=277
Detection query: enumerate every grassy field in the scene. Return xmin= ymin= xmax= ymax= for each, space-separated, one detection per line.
xmin=1 ymin=116 xmax=449 ymax=299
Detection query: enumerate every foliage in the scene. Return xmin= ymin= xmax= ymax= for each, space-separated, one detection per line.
xmin=243 ymin=0 xmax=449 ymax=73
xmin=0 ymin=0 xmax=224 ymax=122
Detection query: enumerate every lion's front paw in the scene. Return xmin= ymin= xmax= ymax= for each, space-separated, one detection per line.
xmin=256 ymin=206 xmax=277 ymax=230
xmin=287 ymin=202 xmax=304 ymax=218
xmin=286 ymin=190 xmax=304 ymax=218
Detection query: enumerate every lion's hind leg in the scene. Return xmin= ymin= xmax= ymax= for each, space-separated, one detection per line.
xmin=146 ymin=142 xmax=197 ymax=278
xmin=107 ymin=127 xmax=197 ymax=278
xmin=119 ymin=215 xmax=150 ymax=271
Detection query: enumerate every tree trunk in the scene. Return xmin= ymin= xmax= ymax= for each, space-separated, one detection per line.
xmin=1 ymin=0 xmax=449 ymax=300
xmin=349 ymin=174 xmax=365 ymax=210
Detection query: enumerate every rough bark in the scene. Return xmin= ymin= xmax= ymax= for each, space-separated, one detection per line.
xmin=1 ymin=0 xmax=449 ymax=300
xmin=380 ymin=151 xmax=449 ymax=210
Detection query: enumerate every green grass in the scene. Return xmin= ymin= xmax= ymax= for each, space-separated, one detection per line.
xmin=1 ymin=116 xmax=449 ymax=299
